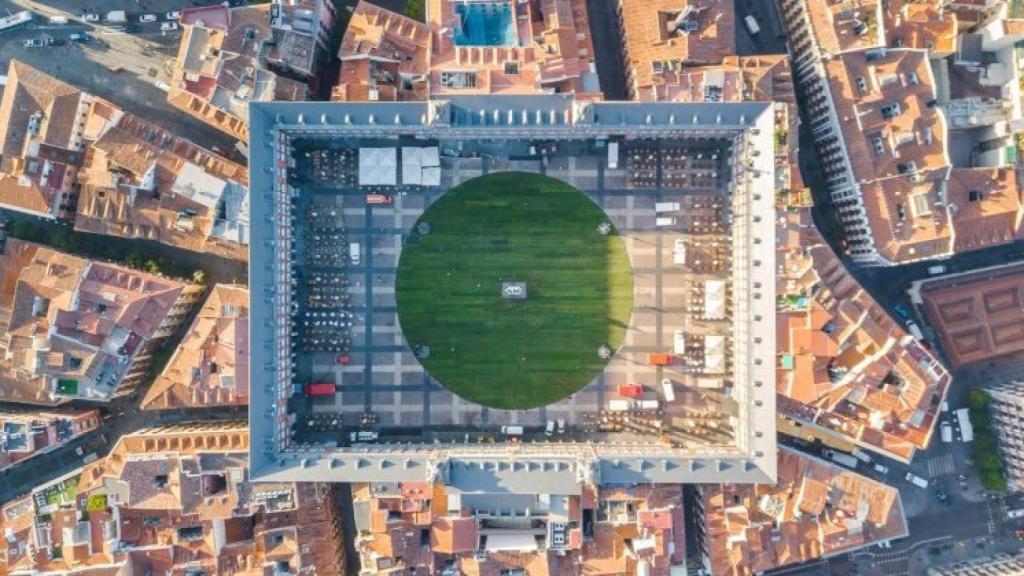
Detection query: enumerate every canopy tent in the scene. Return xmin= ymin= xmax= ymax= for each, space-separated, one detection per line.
xmin=400 ymin=146 xmax=441 ymax=186
xmin=704 ymin=279 xmax=727 ymax=320
xmin=358 ymin=147 xmax=397 ymax=185
xmin=704 ymin=334 xmax=726 ymax=373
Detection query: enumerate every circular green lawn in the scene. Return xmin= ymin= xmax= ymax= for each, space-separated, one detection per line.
xmin=395 ymin=172 xmax=633 ymax=410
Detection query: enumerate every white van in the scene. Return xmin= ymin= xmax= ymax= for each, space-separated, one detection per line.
xmin=656 ymin=217 xmax=677 ymax=227
xmin=941 ymin=423 xmax=953 ymax=443
xmin=545 ymin=420 xmax=555 ymax=437
xmin=873 ymin=463 xmax=889 ymax=474
xmin=655 ymin=202 xmax=681 ymax=213
xmin=927 ymin=265 xmax=947 ymax=276
xmin=744 ymin=15 xmax=761 ymax=35
xmin=673 ymin=239 xmax=686 ymax=265
xmin=661 ymin=379 xmax=676 ymax=402
xmin=905 ymin=473 xmax=929 ymax=488
xmin=673 ymin=330 xmax=686 ymax=355
xmin=349 ymin=242 xmax=361 ymax=266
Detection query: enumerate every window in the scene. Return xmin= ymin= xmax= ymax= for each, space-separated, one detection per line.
xmin=881 ymin=103 xmax=902 ymax=119
xmin=504 ymin=61 xmax=519 ymax=75
xmin=872 ymin=136 xmax=885 ymax=155
xmin=969 ymin=190 xmax=983 ymax=202
xmin=910 ymin=193 xmax=931 ymax=216
xmin=856 ymin=77 xmax=868 ymax=93
xmin=907 ymin=71 xmax=919 ymax=85
xmin=153 ymin=475 xmax=169 ymax=489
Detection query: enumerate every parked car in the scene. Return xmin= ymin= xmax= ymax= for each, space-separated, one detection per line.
xmin=160 ymin=21 xmax=178 ymax=31
xmin=166 ymin=11 xmax=182 ymax=20
xmin=45 ymin=37 xmax=66 ymax=46
xmin=69 ymin=33 xmax=93 ymax=42
xmin=23 ymin=38 xmax=45 ymax=48
xmin=139 ymin=14 xmax=157 ymax=23
xmin=81 ymin=13 xmax=100 ymax=22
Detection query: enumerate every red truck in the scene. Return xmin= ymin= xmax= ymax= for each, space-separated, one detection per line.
xmin=304 ymin=382 xmax=335 ymax=396
xmin=366 ymin=194 xmax=393 ymax=205
xmin=618 ymin=384 xmax=644 ymax=398
xmin=648 ymin=353 xmax=673 ymax=366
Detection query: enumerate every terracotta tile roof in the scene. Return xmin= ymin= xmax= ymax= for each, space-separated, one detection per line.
xmin=141 ymin=285 xmax=249 ymax=410
xmin=0 ymin=60 xmax=87 ymax=169
xmin=0 ymin=239 xmax=200 ymax=404
xmin=617 ymin=0 xmax=735 ymax=98
xmin=168 ymin=4 xmax=308 ymax=141
xmin=337 ymin=0 xmax=599 ymax=99
xmin=948 ymin=167 xmax=1024 ymax=253
xmin=431 ymin=517 xmax=478 ymax=554
xmin=883 ymin=0 xmax=957 ymax=54
xmin=919 ymin=263 xmax=1024 ymax=367
xmin=700 ymin=447 xmax=907 ymax=576
xmin=776 ymin=208 xmax=952 ymax=461
xmin=802 ymin=0 xmax=883 ymax=55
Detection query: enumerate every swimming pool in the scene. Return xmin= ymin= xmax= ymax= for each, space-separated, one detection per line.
xmin=452 ymin=2 xmax=516 ymax=46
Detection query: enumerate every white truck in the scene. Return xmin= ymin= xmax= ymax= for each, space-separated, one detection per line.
xmin=661 ymin=379 xmax=676 ymax=402
xmin=744 ymin=15 xmax=761 ymax=35
xmin=105 ymin=10 xmax=127 ymax=23
xmin=673 ymin=239 xmax=686 ymax=265
xmin=350 ymin=431 xmax=379 ymax=442
xmin=609 ymin=399 xmax=659 ymax=411
xmin=906 ymin=320 xmax=924 ymax=340
xmin=941 ymin=422 xmax=953 ymax=443
xmin=501 ymin=425 xmax=523 ymax=436
xmin=824 ymin=449 xmax=859 ymax=468
xmin=607 ymin=141 xmax=619 ymax=169
xmin=656 ymin=217 xmax=677 ymax=227
xmin=1007 ymin=509 xmax=1024 ymax=519
xmin=673 ymin=329 xmax=686 ymax=355
xmin=349 ymin=242 xmax=360 ymax=266
xmin=905 ymin=473 xmax=929 ymax=489
xmin=655 ymin=202 xmax=681 ymax=212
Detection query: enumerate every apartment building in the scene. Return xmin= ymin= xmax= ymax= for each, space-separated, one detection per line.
xmin=912 ymin=263 xmax=1024 ymax=368
xmin=928 ymin=551 xmax=1024 ymax=575
xmin=775 ymin=206 xmax=951 ymax=462
xmin=141 ymin=284 xmax=249 ymax=410
xmin=693 ymin=447 xmax=908 ymax=575
xmin=0 ymin=409 xmax=100 ymax=473
xmin=168 ymin=4 xmax=310 ymax=143
xmin=0 ymin=422 xmax=346 ymax=575
xmin=983 ymin=381 xmax=1024 ymax=491
xmin=352 ymin=478 xmax=684 ymax=575
xmin=268 ymin=0 xmax=338 ymax=82
xmin=778 ymin=0 xmax=1024 ymax=265
xmin=0 ymin=239 xmax=203 ymax=404
xmin=0 ymin=60 xmax=94 ymax=219
xmin=334 ymin=0 xmax=600 ymax=100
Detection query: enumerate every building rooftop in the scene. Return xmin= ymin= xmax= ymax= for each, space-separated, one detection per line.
xmin=335 ymin=0 xmax=599 ymax=100
xmin=352 ymin=479 xmax=684 ymax=575
xmin=803 ymin=0 xmax=883 ymax=55
xmin=72 ymin=88 xmax=250 ymax=260
xmin=141 ymin=284 xmax=249 ymax=410
xmin=0 ymin=422 xmax=346 ymax=575
xmin=0 ymin=409 xmax=99 ymax=472
xmin=914 ymin=262 xmax=1024 ymax=368
xmin=168 ymin=4 xmax=309 ymax=142
xmin=0 ymin=60 xmax=93 ymax=219
xmin=776 ymin=208 xmax=951 ymax=461
xmin=883 ymin=0 xmax=958 ymax=54
xmin=698 ymin=446 xmax=908 ymax=576
xmin=0 ymin=239 xmax=201 ymax=404
xmin=616 ymin=0 xmax=736 ymax=99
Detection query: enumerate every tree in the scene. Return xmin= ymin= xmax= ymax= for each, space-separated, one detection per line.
xmin=404 ymin=0 xmax=425 ymax=20
xmin=144 ymin=259 xmax=162 ymax=275
xmin=192 ymin=269 xmax=207 ymax=285
xmin=965 ymin=388 xmax=990 ymax=411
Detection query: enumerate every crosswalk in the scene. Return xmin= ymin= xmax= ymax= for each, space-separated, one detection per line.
xmin=927 ymin=454 xmax=956 ymax=477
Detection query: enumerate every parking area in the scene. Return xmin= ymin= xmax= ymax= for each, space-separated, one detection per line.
xmin=0 ymin=0 xmax=239 ymax=151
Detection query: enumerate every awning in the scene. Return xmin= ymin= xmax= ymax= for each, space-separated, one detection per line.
xmin=358 ymin=147 xmax=397 ymax=185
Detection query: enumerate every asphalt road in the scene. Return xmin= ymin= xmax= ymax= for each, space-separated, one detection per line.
xmin=0 ymin=0 xmax=242 ymax=152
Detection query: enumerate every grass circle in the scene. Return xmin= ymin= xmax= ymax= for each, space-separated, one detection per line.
xmin=395 ymin=172 xmax=633 ymax=410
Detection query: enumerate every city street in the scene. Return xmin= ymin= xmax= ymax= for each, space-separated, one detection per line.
xmin=0 ymin=0 xmax=241 ymax=152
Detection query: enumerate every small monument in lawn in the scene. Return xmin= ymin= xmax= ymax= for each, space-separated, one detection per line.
xmin=502 ymin=280 xmax=528 ymax=300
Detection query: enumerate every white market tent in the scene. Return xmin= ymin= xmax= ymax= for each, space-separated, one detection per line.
xmin=400 ymin=146 xmax=441 ymax=186
xmin=358 ymin=147 xmax=397 ymax=186
xmin=704 ymin=279 xmax=727 ymax=320
xmin=704 ymin=334 xmax=726 ymax=373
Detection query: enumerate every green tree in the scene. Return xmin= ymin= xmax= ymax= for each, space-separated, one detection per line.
xmin=965 ymin=388 xmax=990 ymax=410
xmin=144 ymin=259 xmax=162 ymax=275
xmin=404 ymin=0 xmax=425 ymax=20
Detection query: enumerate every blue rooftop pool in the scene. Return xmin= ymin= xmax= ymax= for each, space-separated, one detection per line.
xmin=453 ymin=2 xmax=516 ymax=46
